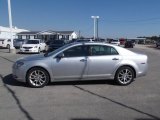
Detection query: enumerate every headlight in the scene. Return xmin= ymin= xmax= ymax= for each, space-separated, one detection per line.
xmin=34 ymin=46 xmax=38 ymax=48
xmin=16 ymin=61 xmax=24 ymax=68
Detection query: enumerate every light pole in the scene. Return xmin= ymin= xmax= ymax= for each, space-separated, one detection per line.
xmin=91 ymin=16 xmax=99 ymax=40
xmin=7 ymin=0 xmax=16 ymax=53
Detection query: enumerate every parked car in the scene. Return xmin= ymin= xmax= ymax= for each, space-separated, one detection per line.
xmin=13 ymin=39 xmax=28 ymax=49
xmin=124 ymin=41 xmax=134 ymax=48
xmin=0 ymin=39 xmax=11 ymax=48
xmin=47 ymin=40 xmax=67 ymax=52
xmin=20 ymin=39 xmax=46 ymax=53
xmin=75 ymin=39 xmax=94 ymax=42
xmin=12 ymin=42 xmax=148 ymax=88
xmin=110 ymin=39 xmax=120 ymax=46
xmin=156 ymin=40 xmax=160 ymax=47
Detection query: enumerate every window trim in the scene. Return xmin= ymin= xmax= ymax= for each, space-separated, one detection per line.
xmin=87 ymin=45 xmax=119 ymax=56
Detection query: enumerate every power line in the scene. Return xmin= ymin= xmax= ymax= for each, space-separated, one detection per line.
xmin=100 ymin=17 xmax=160 ymax=23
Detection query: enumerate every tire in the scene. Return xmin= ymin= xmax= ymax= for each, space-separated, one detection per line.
xmin=115 ymin=66 xmax=134 ymax=86
xmin=7 ymin=44 xmax=10 ymax=49
xmin=38 ymin=48 xmax=41 ymax=54
xmin=27 ymin=67 xmax=50 ymax=88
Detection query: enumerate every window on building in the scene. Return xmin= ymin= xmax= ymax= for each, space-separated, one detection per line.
xmin=18 ymin=35 xmax=22 ymax=39
xmin=34 ymin=35 xmax=37 ymax=39
xmin=26 ymin=35 xmax=30 ymax=39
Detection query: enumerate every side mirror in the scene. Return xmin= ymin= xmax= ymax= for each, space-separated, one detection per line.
xmin=56 ymin=53 xmax=64 ymax=59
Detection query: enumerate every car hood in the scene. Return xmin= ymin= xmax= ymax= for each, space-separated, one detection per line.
xmin=18 ymin=54 xmax=45 ymax=62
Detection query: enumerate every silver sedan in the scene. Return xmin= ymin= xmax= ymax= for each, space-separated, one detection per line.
xmin=12 ymin=42 xmax=148 ymax=88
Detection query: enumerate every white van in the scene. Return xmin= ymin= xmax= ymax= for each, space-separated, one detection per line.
xmin=0 ymin=39 xmax=11 ymax=48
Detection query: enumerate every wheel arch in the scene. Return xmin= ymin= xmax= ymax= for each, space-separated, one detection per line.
xmin=115 ymin=65 xmax=136 ymax=78
xmin=26 ymin=66 xmax=51 ymax=82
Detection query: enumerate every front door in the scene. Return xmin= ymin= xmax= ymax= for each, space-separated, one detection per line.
xmin=52 ymin=45 xmax=88 ymax=81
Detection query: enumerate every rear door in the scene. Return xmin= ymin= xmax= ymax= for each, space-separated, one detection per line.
xmin=87 ymin=45 xmax=122 ymax=79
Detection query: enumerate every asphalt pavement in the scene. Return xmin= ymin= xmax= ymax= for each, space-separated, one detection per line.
xmin=0 ymin=45 xmax=160 ymax=120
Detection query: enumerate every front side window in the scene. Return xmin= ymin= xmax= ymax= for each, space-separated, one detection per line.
xmin=63 ymin=45 xmax=87 ymax=57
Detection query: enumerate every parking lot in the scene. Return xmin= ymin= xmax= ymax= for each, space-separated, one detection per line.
xmin=0 ymin=45 xmax=160 ymax=120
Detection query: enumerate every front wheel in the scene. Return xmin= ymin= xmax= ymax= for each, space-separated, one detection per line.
xmin=38 ymin=48 xmax=41 ymax=54
xmin=7 ymin=44 xmax=10 ymax=49
xmin=115 ymin=66 xmax=134 ymax=86
xmin=27 ymin=67 xmax=50 ymax=88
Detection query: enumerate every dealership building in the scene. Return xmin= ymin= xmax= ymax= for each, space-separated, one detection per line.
xmin=17 ymin=30 xmax=78 ymax=41
xmin=0 ymin=26 xmax=78 ymax=41
xmin=0 ymin=26 xmax=28 ymax=40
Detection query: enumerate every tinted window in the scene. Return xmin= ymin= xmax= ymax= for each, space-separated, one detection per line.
xmin=7 ymin=39 xmax=11 ymax=42
xmin=88 ymin=45 xmax=118 ymax=56
xmin=63 ymin=45 xmax=87 ymax=57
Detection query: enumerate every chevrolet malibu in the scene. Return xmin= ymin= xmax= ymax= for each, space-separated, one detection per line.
xmin=12 ymin=42 xmax=148 ymax=88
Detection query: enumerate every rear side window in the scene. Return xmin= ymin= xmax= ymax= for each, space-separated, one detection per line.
xmin=0 ymin=39 xmax=4 ymax=41
xmin=88 ymin=45 xmax=119 ymax=56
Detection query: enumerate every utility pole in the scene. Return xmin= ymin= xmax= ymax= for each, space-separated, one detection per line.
xmin=7 ymin=0 xmax=16 ymax=53
xmin=97 ymin=18 xmax=99 ymax=40
xmin=91 ymin=16 xmax=99 ymax=40
xmin=78 ymin=30 xmax=81 ymax=39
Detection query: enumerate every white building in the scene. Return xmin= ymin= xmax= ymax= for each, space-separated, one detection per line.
xmin=0 ymin=26 xmax=28 ymax=39
xmin=17 ymin=30 xmax=78 ymax=41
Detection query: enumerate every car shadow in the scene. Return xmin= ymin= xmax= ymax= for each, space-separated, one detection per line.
xmin=146 ymin=45 xmax=160 ymax=50
xmin=2 ymin=74 xmax=27 ymax=87
xmin=3 ymin=74 xmax=117 ymax=87
xmin=49 ymin=79 xmax=116 ymax=86
xmin=0 ymin=49 xmax=10 ymax=53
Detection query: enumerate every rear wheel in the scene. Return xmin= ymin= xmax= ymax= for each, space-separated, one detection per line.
xmin=115 ymin=66 xmax=134 ymax=86
xmin=27 ymin=67 xmax=49 ymax=88
xmin=38 ymin=48 xmax=41 ymax=54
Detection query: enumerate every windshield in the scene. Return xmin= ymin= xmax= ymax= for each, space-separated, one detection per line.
xmin=112 ymin=40 xmax=119 ymax=42
xmin=26 ymin=40 xmax=39 ymax=44
xmin=51 ymin=40 xmax=65 ymax=44
xmin=14 ymin=39 xmax=24 ymax=42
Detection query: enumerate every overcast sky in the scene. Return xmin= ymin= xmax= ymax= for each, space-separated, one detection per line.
xmin=1 ymin=0 xmax=160 ymax=38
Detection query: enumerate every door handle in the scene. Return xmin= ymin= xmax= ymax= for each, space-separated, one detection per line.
xmin=80 ymin=59 xmax=87 ymax=62
xmin=112 ymin=58 xmax=119 ymax=60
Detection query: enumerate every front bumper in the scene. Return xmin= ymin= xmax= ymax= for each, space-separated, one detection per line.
xmin=12 ymin=64 xmax=26 ymax=82
xmin=20 ymin=47 xmax=39 ymax=53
